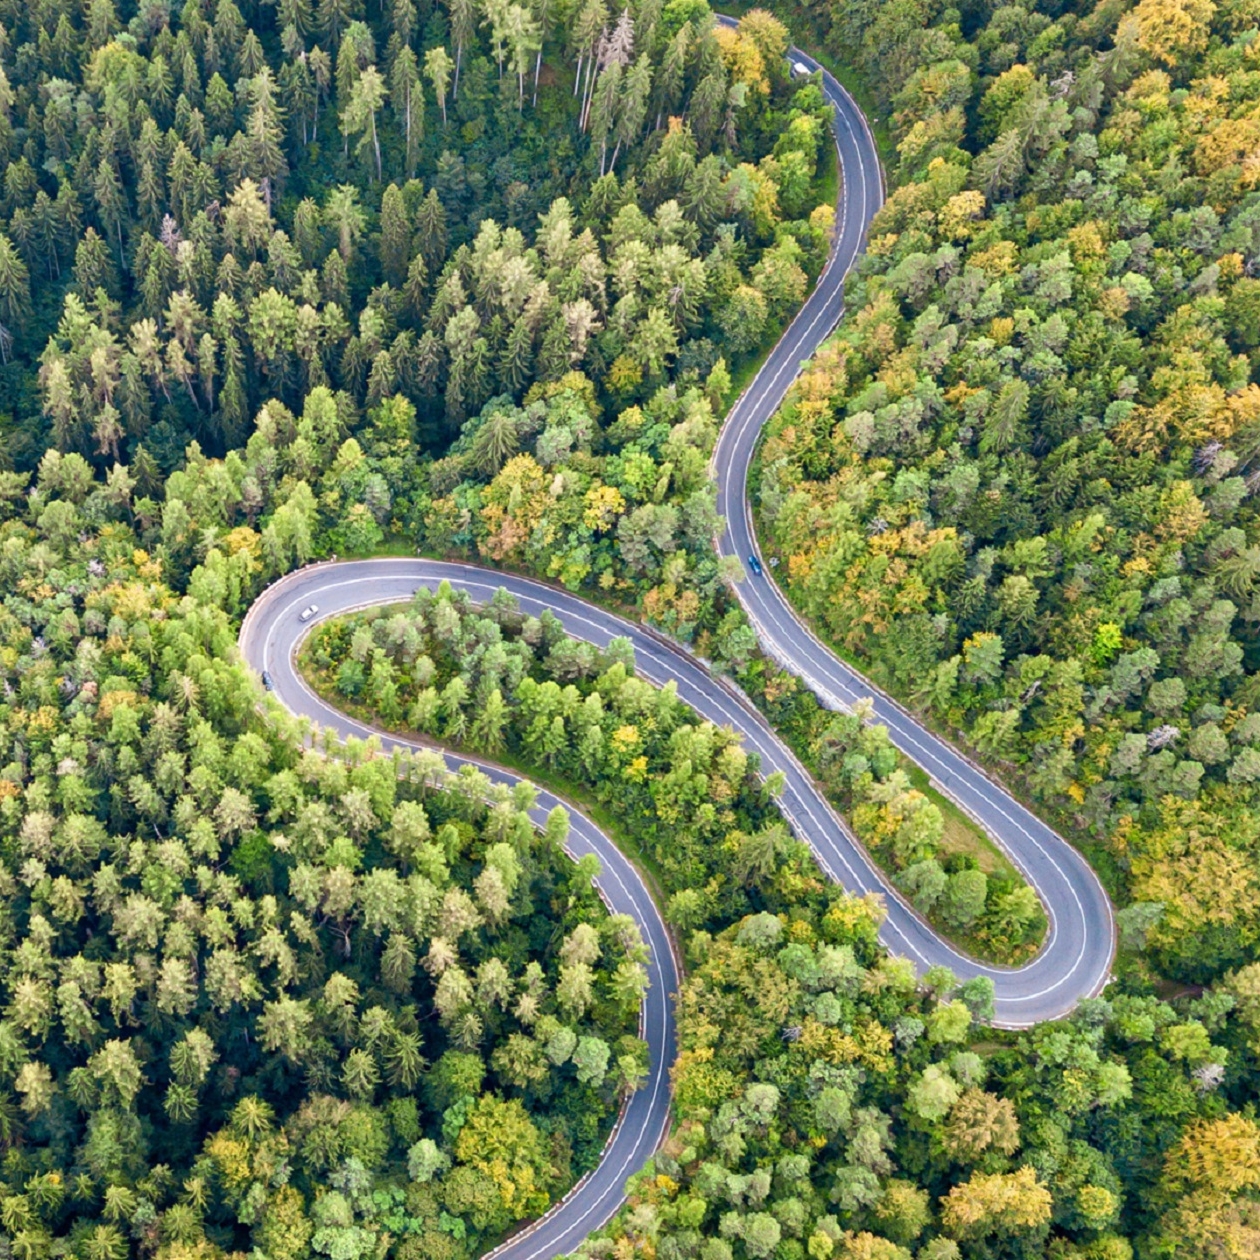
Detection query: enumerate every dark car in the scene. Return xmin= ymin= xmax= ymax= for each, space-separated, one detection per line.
xmin=748 ymin=554 xmax=763 ymax=576
xmin=261 ymin=670 xmax=274 ymax=691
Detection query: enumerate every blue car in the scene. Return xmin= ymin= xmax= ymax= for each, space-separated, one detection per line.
xmin=261 ymin=671 xmax=274 ymax=690
xmin=748 ymin=554 xmax=763 ymax=576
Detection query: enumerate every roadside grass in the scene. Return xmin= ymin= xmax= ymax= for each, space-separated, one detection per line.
xmin=813 ymin=104 xmax=841 ymax=223
xmin=332 ymin=537 xmax=416 ymax=560
xmin=905 ymin=762 xmax=1022 ymax=883
xmin=727 ymin=315 xmax=788 ymax=402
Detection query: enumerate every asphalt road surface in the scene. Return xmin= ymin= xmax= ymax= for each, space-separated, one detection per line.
xmin=237 ymin=23 xmax=1115 ymax=1259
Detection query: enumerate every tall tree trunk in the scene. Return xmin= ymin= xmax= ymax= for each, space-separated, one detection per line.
xmin=585 ymin=58 xmax=598 ymax=130
xmin=580 ymin=57 xmax=596 ymax=131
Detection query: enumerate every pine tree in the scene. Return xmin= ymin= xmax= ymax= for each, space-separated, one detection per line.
xmin=309 ymin=45 xmax=333 ymax=129
xmin=93 ymin=157 xmax=128 ymax=266
xmin=424 ymin=45 xmax=454 ymax=125
xmin=340 ymin=65 xmax=388 ymax=180
xmin=390 ymin=0 xmax=416 ymax=46
xmin=415 ymin=188 xmax=448 ymax=272
xmin=531 ymin=0 xmax=554 ymax=105
xmin=589 ymin=61 xmax=622 ymax=175
xmin=483 ymin=0 xmax=511 ymax=80
xmin=0 ymin=232 xmax=29 ymax=328
xmin=610 ymin=51 xmax=652 ymax=170
xmin=379 ymin=183 xmax=411 ymax=285
xmin=505 ymin=3 xmax=541 ymax=109
xmin=73 ymin=228 xmax=116 ymax=298
xmin=390 ymin=46 xmax=423 ymax=174
xmin=572 ymin=0 xmax=607 ymax=107
xmin=449 ymin=0 xmax=478 ymax=97
xmin=198 ymin=332 xmax=218 ymax=412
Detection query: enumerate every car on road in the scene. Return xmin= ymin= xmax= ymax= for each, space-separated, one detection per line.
xmin=748 ymin=554 xmax=763 ymax=576
xmin=261 ymin=670 xmax=273 ymax=690
xmin=791 ymin=60 xmax=811 ymax=78
xmin=299 ymin=604 xmax=319 ymax=622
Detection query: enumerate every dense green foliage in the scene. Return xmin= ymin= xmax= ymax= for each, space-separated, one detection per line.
xmin=0 ymin=448 xmax=649 ymax=1259
xmin=757 ymin=0 xmax=1260 ymax=980
xmin=6 ymin=0 xmax=1260 ymax=1258
xmin=418 ymin=379 xmax=740 ymax=621
xmin=578 ymin=898 xmax=1260 ymax=1260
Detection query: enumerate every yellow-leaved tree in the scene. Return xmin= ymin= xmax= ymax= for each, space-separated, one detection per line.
xmin=1128 ymin=0 xmax=1216 ymax=67
xmin=940 ymin=1165 xmax=1052 ymax=1238
xmin=1154 ymin=1115 xmax=1260 ymax=1258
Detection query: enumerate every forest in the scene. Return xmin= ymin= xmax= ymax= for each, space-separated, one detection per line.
xmin=306 ymin=593 xmax=1048 ymax=963
xmin=0 ymin=453 xmax=656 ymax=1259
xmin=0 ymin=0 xmax=1255 ymax=1257
xmin=0 ymin=0 xmax=833 ymax=471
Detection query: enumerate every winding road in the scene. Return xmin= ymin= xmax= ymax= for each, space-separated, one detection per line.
xmin=237 ymin=20 xmax=1115 ymax=1259
xmin=709 ymin=21 xmax=1114 ymax=1026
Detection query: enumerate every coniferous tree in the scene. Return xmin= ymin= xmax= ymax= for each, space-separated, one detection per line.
xmin=425 ymin=44 xmax=454 ymax=125
xmin=378 ymin=183 xmax=411 ymax=285
xmin=390 ymin=45 xmax=423 ymax=174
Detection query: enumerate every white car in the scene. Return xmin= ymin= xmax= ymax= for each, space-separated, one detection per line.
xmin=791 ymin=61 xmax=811 ymax=78
xmin=299 ymin=604 xmax=319 ymax=622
